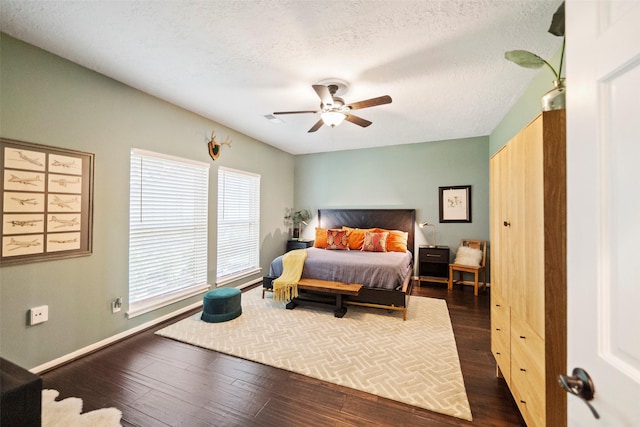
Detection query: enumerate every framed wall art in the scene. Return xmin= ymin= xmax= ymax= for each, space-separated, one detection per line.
xmin=1 ymin=138 xmax=94 ymax=266
xmin=439 ymin=185 xmax=471 ymax=223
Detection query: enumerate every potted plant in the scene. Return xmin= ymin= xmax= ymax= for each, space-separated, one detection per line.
xmin=284 ymin=208 xmax=311 ymax=239
xmin=505 ymin=1 xmax=565 ymax=111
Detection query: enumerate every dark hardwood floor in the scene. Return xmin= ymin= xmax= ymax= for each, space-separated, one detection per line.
xmin=41 ymin=283 xmax=525 ymax=426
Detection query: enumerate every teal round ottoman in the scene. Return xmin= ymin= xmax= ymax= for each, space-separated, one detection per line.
xmin=201 ymin=288 xmax=242 ymax=323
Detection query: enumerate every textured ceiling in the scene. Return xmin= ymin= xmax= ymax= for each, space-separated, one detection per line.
xmin=1 ymin=0 xmax=563 ymax=155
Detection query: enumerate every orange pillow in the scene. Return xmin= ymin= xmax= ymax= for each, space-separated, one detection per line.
xmin=375 ymin=228 xmax=408 ymax=253
xmin=314 ymin=227 xmax=327 ymax=248
xmin=342 ymin=226 xmax=375 ymax=250
xmin=326 ymin=229 xmax=350 ymax=250
xmin=362 ymin=231 xmax=388 ymax=252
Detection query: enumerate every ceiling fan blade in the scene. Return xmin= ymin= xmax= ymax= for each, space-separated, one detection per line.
xmin=307 ymin=119 xmax=324 ymax=133
xmin=345 ymin=114 xmax=372 ymax=128
xmin=312 ymin=84 xmax=334 ymax=107
xmin=346 ymin=95 xmax=392 ymax=111
xmin=273 ymin=110 xmax=318 ymax=115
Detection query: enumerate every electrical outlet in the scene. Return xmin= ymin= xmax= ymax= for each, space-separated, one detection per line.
xmin=30 ymin=305 xmax=48 ymax=325
xmin=111 ymin=297 xmax=122 ymax=313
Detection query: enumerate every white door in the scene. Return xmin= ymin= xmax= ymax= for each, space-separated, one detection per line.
xmin=565 ymin=1 xmax=640 ymax=425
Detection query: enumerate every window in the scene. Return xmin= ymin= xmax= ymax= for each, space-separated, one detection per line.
xmin=216 ymin=166 xmax=260 ymax=284
xmin=128 ymin=149 xmax=209 ymax=318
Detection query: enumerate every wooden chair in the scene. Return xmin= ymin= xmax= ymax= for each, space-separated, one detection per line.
xmin=448 ymin=239 xmax=487 ymax=296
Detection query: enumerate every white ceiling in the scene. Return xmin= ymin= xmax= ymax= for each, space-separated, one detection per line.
xmin=1 ymin=0 xmax=563 ymax=155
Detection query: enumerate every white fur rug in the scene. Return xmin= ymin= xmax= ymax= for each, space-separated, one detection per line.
xmin=42 ymin=389 xmax=122 ymax=427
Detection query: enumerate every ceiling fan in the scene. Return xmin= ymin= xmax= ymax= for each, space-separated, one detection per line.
xmin=273 ymin=81 xmax=392 ymax=133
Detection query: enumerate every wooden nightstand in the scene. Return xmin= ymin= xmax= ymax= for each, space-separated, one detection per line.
xmin=418 ymin=246 xmax=450 ymax=285
xmin=286 ymin=240 xmax=314 ymax=252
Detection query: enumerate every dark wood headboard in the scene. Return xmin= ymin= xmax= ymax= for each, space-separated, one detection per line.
xmin=318 ymin=209 xmax=416 ymax=255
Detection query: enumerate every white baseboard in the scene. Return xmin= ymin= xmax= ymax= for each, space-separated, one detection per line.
xmin=30 ymin=278 xmax=263 ymax=374
xmin=30 ymin=299 xmax=203 ymax=374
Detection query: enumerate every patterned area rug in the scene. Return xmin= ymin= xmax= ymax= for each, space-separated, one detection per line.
xmin=155 ymin=287 xmax=472 ymax=421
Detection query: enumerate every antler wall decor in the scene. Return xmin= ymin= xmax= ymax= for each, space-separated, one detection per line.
xmin=207 ymin=130 xmax=232 ymax=160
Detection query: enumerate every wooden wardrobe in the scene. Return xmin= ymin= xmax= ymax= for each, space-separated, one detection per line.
xmin=490 ymin=110 xmax=567 ymax=427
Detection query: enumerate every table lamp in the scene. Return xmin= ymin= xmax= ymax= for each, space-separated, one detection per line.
xmin=419 ymin=221 xmax=436 ymax=248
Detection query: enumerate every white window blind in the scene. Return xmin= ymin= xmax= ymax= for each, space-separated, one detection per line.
xmin=217 ymin=166 xmax=261 ymax=284
xmin=128 ymin=149 xmax=209 ymax=317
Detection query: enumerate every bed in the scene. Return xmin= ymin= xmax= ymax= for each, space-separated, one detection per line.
xmin=267 ymin=208 xmax=416 ymax=319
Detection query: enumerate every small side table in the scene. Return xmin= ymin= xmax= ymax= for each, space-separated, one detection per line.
xmin=286 ymin=239 xmax=314 ymax=252
xmin=418 ymin=246 xmax=450 ymax=286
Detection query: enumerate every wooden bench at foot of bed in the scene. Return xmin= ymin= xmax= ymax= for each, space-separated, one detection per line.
xmin=297 ymin=278 xmax=362 ymax=295
xmin=293 ymin=278 xmax=363 ymax=318
xmin=262 ymin=276 xmax=409 ymax=320
xmin=263 ymin=277 xmax=362 ymax=318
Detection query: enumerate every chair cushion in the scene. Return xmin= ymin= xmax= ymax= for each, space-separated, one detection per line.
xmin=453 ymin=246 xmax=483 ymax=267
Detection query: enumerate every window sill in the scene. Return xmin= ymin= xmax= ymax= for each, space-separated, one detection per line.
xmin=216 ymin=268 xmax=262 ymax=287
xmin=127 ymin=283 xmax=211 ymax=319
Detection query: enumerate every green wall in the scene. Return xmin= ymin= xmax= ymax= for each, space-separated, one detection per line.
xmin=293 ymin=137 xmax=491 ymax=255
xmin=1 ymin=32 xmax=556 ymax=371
xmin=490 ymin=47 xmax=564 ymax=155
xmin=292 ymin=48 xmax=563 ymax=277
xmin=0 ymin=34 xmax=294 ymax=369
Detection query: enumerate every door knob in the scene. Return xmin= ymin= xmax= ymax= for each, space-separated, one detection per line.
xmin=558 ymin=367 xmax=600 ymax=419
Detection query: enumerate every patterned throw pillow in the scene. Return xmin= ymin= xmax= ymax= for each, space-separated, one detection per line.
xmin=376 ymin=228 xmax=408 ymax=252
xmin=326 ymin=229 xmax=350 ymax=250
xmin=362 ymin=231 xmax=388 ymax=252
xmin=342 ymin=226 xmax=375 ymax=250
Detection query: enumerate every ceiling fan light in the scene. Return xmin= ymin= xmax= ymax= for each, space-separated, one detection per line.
xmin=321 ymin=111 xmax=346 ymax=128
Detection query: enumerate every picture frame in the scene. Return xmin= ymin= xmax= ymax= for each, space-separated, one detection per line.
xmin=1 ymin=138 xmax=94 ymax=266
xmin=439 ymin=185 xmax=471 ymax=223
